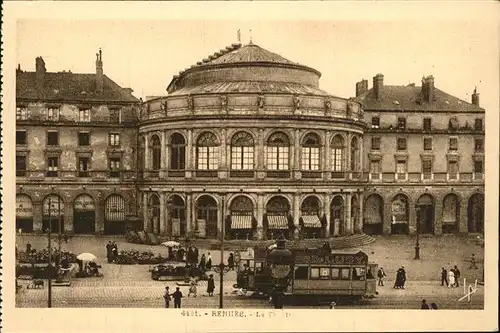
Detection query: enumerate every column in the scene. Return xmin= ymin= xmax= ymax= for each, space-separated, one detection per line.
xmin=33 ymin=202 xmax=43 ymax=232
xmin=95 ymin=198 xmax=104 ymax=234
xmin=294 ymin=129 xmax=301 ymax=179
xmin=459 ymin=198 xmax=468 ymax=233
xmin=383 ymin=199 xmax=392 ymax=235
xmin=293 ymin=193 xmax=301 ymax=239
xmin=217 ymin=194 xmax=225 ymax=239
xmin=345 ymin=193 xmax=352 ymax=235
xmin=324 ymin=131 xmax=331 ymax=180
xmin=186 ymin=193 xmax=193 ymax=237
xmin=346 ymin=133 xmax=351 ymax=179
xmin=257 ymin=129 xmax=265 ymax=179
xmin=144 ymin=135 xmax=150 ymax=170
xmin=65 ymin=203 xmax=74 ymax=233
xmin=160 ymin=192 xmax=166 ymax=235
xmin=219 ymin=129 xmax=227 ymax=178
xmin=356 ymin=193 xmax=364 ymax=233
xmin=256 ymin=194 xmax=264 ymax=240
xmin=160 ymin=131 xmax=167 ymax=178
xmin=434 ymin=201 xmax=443 ymax=235
xmin=409 ymin=203 xmax=417 ymax=235
xmin=186 ymin=129 xmax=193 ymax=178
xmin=323 ymin=193 xmax=331 ymax=238
xmin=143 ymin=192 xmax=149 ymax=232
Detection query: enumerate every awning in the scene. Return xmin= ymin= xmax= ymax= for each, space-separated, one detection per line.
xmin=267 ymin=215 xmax=289 ymax=230
xmin=231 ymin=215 xmax=252 ymax=229
xmin=301 ymin=215 xmax=322 ymax=228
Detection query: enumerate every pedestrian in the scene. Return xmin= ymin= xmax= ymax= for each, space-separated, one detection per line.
xmin=172 ymin=287 xmax=183 ymax=308
xmin=112 ymin=242 xmax=118 ymax=262
xmin=420 ymin=299 xmax=429 ymax=309
xmin=469 ymin=254 xmax=477 ymax=269
xmin=448 ymin=268 xmax=455 ymax=288
xmin=63 ymin=234 xmax=69 ymax=243
xmin=26 ymin=241 xmax=32 ymax=254
xmin=430 ymin=303 xmax=438 ymax=310
xmin=207 ymin=274 xmax=215 ymax=296
xmin=453 ymin=265 xmax=461 ymax=287
xmin=106 ymin=241 xmax=113 ymax=263
xmin=377 ymin=267 xmax=386 ymax=286
xmin=271 ymin=287 xmax=284 ymax=309
xmin=188 ymin=277 xmax=197 ymax=297
xmin=440 ymin=267 xmax=448 ymax=286
xmin=206 ymin=252 xmax=212 ymax=270
xmin=199 ymin=253 xmax=206 ymax=271
xmin=163 ymin=286 xmax=171 ymax=308
xmin=400 ymin=266 xmax=407 ymax=289
xmin=194 ymin=247 xmax=199 ymax=263
xmin=228 ymin=253 xmax=235 ymax=270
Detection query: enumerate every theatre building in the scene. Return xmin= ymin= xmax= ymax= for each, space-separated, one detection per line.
xmin=15 ymin=50 xmax=140 ymax=234
xmin=357 ymin=74 xmax=485 ymax=235
xmin=138 ymin=41 xmax=367 ymax=240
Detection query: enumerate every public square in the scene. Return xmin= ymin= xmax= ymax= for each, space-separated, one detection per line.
xmin=15 ymin=234 xmax=484 ymax=309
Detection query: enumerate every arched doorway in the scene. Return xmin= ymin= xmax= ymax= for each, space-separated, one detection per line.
xmin=16 ymin=194 xmax=34 ymax=232
xmin=196 ymin=195 xmax=218 ymax=239
xmin=468 ymin=193 xmax=484 ymax=233
xmin=391 ymin=194 xmax=409 ymax=234
xmin=168 ymin=195 xmax=186 ymax=237
xmin=265 ymin=196 xmax=292 ymax=240
xmin=104 ymin=194 xmax=126 ymax=235
xmin=148 ymin=194 xmax=161 ymax=234
xmin=42 ymin=194 xmax=65 ymax=233
xmin=300 ymin=196 xmax=323 ymax=239
xmin=363 ymin=194 xmax=383 ymax=235
xmin=442 ymin=194 xmax=460 ymax=234
xmin=330 ymin=196 xmax=344 ymax=237
xmin=229 ymin=196 xmax=254 ymax=240
xmin=417 ymin=194 xmax=435 ymax=234
xmin=73 ymin=194 xmax=96 ymax=234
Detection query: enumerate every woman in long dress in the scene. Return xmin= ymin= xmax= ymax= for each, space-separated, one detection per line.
xmin=448 ymin=269 xmax=455 ymax=288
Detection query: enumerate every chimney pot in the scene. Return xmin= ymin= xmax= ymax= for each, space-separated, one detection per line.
xmin=472 ymin=87 xmax=480 ymax=106
xmin=95 ymin=49 xmax=104 ymax=92
xmin=424 ymin=75 xmax=435 ymax=102
xmin=355 ymin=79 xmax=369 ymax=97
xmin=373 ymin=74 xmax=384 ymax=100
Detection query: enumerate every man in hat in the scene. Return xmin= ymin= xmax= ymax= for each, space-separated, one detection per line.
xmin=172 ymin=287 xmax=183 ymax=308
xmin=207 ymin=274 xmax=215 ymax=296
xmin=377 ymin=267 xmax=387 ymax=286
xmin=163 ymin=286 xmax=171 ymax=308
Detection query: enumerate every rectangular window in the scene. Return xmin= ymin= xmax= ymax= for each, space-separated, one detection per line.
xmin=449 ymin=138 xmax=458 ymax=151
xmin=47 ymin=131 xmax=59 ymax=146
xmin=475 ymin=138 xmax=484 ymax=152
xmin=319 ymin=267 xmax=330 ymax=279
xmin=301 ymin=147 xmax=320 ymax=171
xmin=109 ymin=109 xmax=121 ymax=123
xmin=371 ymin=137 xmax=381 ymax=150
xmin=448 ymin=161 xmax=458 ymax=179
xmin=47 ymin=108 xmax=59 ymax=121
xmin=78 ymin=132 xmax=90 ymax=146
xmin=197 ymin=147 xmax=219 ymax=170
xmin=16 ymin=107 xmax=28 ymax=120
xmin=109 ymin=158 xmax=121 ymax=178
xmin=310 ymin=268 xmax=319 ymax=279
xmin=423 ymin=118 xmax=432 ymax=131
xmin=397 ymin=138 xmax=407 ymax=151
xmin=423 ymin=138 xmax=433 ymax=151
xmin=266 ymin=146 xmax=289 ymax=170
xmin=396 ymin=160 xmax=407 ymax=179
xmin=16 ymin=155 xmax=27 ymax=177
xmin=474 ymin=160 xmax=483 ymax=174
xmin=78 ymin=157 xmax=90 ymax=177
xmin=294 ymin=266 xmax=309 ymax=280
xmin=371 ymin=116 xmax=380 ymax=128
xmin=340 ymin=268 xmax=350 ymax=280
xmin=16 ymin=130 xmax=27 ymax=145
xmin=422 ymin=160 xmax=432 ymax=179
xmin=47 ymin=157 xmax=58 ymax=177
xmin=370 ymin=160 xmax=380 ymax=179
xmin=331 ymin=268 xmax=340 ymax=280
xmin=331 ymin=149 xmax=343 ymax=171
xmin=109 ymin=133 xmax=120 ymax=146
xmin=397 ymin=117 xmax=406 ymax=130
xmin=475 ymin=119 xmax=483 ymax=131
xmin=231 ymin=146 xmax=254 ymax=170
xmin=79 ymin=109 xmax=90 ymax=122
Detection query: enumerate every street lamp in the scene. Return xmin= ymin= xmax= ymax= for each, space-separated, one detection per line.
xmin=266 ymin=233 xmax=293 ymax=309
xmin=219 ymin=195 xmax=225 ymax=309
xmin=415 ymin=207 xmax=421 ymax=260
xmin=47 ymin=196 xmax=53 ymax=308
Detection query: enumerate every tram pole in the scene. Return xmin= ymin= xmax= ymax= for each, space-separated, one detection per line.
xmin=219 ymin=195 xmax=225 ymax=309
xmin=58 ymin=198 xmax=62 ymax=268
xmin=415 ymin=207 xmax=421 ymax=260
xmin=47 ymin=196 xmax=52 ymax=308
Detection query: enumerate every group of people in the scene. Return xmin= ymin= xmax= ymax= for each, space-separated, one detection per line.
xmin=440 ymin=265 xmax=461 ymax=288
xmin=393 ymin=266 xmax=407 ymax=289
xmin=163 ymin=286 xmax=183 ymax=308
xmin=162 ymin=274 xmax=217 ymax=308
xmin=105 ymin=241 xmax=119 ymax=263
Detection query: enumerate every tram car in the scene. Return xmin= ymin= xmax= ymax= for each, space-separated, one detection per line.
xmin=235 ymin=247 xmax=378 ymax=303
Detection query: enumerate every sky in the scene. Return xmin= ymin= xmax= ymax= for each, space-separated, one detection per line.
xmin=16 ymin=18 xmax=498 ymax=108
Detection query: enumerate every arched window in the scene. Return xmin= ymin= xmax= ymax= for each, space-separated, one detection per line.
xmin=301 ymin=133 xmax=321 ymax=171
xmin=170 ymin=133 xmax=186 ymax=170
xmin=331 ymin=135 xmax=345 ymax=172
xmin=350 ymin=136 xmax=359 ymax=171
xmin=196 ymin=132 xmax=219 ymax=170
xmin=151 ymin=135 xmax=161 ymax=171
xmin=266 ymin=132 xmax=290 ymax=170
xmin=231 ymin=132 xmax=254 ymax=170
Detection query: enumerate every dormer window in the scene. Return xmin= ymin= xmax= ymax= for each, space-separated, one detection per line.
xmin=16 ymin=107 xmax=28 ymax=120
xmin=79 ymin=109 xmax=90 ymax=122
xmin=397 ymin=117 xmax=406 ymax=130
xmin=47 ymin=107 xmax=59 ymax=121
xmin=371 ymin=117 xmax=380 ymax=129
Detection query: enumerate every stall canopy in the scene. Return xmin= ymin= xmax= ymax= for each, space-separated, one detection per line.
xmin=231 ymin=215 xmax=252 ymax=229
xmin=267 ymin=215 xmax=288 ymax=229
xmin=301 ymin=215 xmax=322 ymax=228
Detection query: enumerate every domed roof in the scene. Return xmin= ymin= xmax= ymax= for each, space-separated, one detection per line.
xmin=201 ymin=43 xmax=297 ymax=66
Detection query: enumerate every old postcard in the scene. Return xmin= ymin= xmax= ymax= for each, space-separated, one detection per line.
xmin=1 ymin=1 xmax=499 ymax=332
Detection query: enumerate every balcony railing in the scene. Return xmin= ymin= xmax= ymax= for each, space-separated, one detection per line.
xmin=301 ymin=171 xmax=322 ymax=179
xmin=230 ymin=170 xmax=255 ymax=178
xmin=266 ymin=171 xmax=291 ymax=179
xmin=195 ymin=170 xmax=218 ymax=178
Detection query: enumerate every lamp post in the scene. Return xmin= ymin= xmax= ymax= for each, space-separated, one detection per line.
xmin=219 ymin=195 xmax=225 ymax=309
xmin=415 ymin=207 xmax=421 ymax=260
xmin=47 ymin=196 xmax=52 ymax=308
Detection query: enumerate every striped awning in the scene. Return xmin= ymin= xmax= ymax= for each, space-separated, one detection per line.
xmin=302 ymin=215 xmax=322 ymax=228
xmin=231 ymin=215 xmax=252 ymax=229
xmin=268 ymin=215 xmax=289 ymax=230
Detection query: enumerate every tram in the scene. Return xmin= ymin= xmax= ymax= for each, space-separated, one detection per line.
xmin=235 ymin=246 xmax=378 ymax=303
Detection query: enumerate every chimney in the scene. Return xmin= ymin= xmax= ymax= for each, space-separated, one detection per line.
xmin=373 ymin=74 xmax=384 ymax=100
xmin=355 ymin=79 xmax=369 ymax=97
xmin=95 ymin=48 xmax=103 ymax=92
xmin=471 ymin=87 xmax=480 ymax=106
xmin=425 ymin=75 xmax=435 ymax=102
xmin=35 ymin=57 xmax=46 ymax=97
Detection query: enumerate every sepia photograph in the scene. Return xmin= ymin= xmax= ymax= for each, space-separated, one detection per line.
xmin=2 ymin=1 xmax=499 ymax=333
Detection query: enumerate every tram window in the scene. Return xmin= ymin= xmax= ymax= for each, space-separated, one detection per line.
xmin=310 ymin=268 xmax=320 ymax=279
xmin=340 ymin=268 xmax=350 ymax=280
xmin=320 ymin=268 xmax=330 ymax=279
xmin=331 ymin=268 xmax=340 ymax=280
xmin=294 ymin=266 xmax=308 ymax=280
xmin=352 ymin=267 xmax=366 ymax=281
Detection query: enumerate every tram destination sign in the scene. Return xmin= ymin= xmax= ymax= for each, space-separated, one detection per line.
xmin=294 ymin=251 xmax=368 ymax=265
